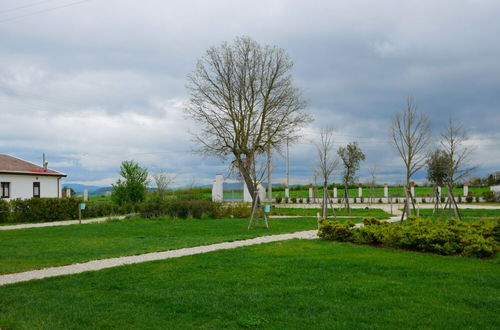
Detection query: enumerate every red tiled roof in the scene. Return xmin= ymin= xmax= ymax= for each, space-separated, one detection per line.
xmin=0 ymin=154 xmax=66 ymax=177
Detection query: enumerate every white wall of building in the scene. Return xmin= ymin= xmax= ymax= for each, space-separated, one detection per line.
xmin=0 ymin=174 xmax=61 ymax=201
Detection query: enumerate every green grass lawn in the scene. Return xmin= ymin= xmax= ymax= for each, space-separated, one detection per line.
xmin=418 ymin=208 xmax=500 ymax=221
xmin=0 ymin=239 xmax=498 ymax=329
xmin=0 ymin=217 xmax=322 ymax=275
xmin=270 ymin=207 xmax=392 ymax=218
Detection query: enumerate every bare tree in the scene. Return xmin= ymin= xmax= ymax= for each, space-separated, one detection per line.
xmin=152 ymin=172 xmax=176 ymax=200
xmin=186 ymin=36 xmax=311 ymax=208
xmin=368 ymin=164 xmax=378 ymax=205
xmin=391 ymin=96 xmax=431 ymax=222
xmin=337 ymin=142 xmax=365 ymax=213
xmin=440 ymin=118 xmax=477 ymax=219
xmin=315 ymin=127 xmax=339 ymax=218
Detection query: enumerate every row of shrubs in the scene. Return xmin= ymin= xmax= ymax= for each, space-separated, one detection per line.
xmin=318 ymin=216 xmax=499 ymax=258
xmin=138 ymin=199 xmax=252 ymax=219
xmin=0 ymin=197 xmax=255 ymax=223
xmin=0 ymin=198 xmax=136 ymax=223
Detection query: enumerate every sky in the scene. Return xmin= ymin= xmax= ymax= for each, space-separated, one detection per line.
xmin=0 ymin=0 xmax=499 ymax=188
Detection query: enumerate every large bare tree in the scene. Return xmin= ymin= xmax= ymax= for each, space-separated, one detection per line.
xmin=440 ymin=118 xmax=476 ymax=219
xmin=391 ymin=96 xmax=431 ymax=221
xmin=337 ymin=142 xmax=365 ymax=213
xmin=186 ymin=36 xmax=311 ymax=204
xmin=315 ymin=127 xmax=339 ymax=218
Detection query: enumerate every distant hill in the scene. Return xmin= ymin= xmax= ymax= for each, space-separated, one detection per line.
xmin=61 ymin=184 xmax=112 ymax=196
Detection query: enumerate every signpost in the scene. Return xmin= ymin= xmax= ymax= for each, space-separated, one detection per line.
xmin=79 ymin=203 xmax=86 ymax=224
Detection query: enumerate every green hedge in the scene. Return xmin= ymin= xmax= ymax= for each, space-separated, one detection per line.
xmin=139 ymin=199 xmax=252 ymax=219
xmin=318 ymin=216 xmax=499 ymax=258
xmin=0 ymin=198 xmax=135 ymax=223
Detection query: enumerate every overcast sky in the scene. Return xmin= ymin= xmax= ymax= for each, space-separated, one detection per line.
xmin=0 ymin=0 xmax=499 ymax=187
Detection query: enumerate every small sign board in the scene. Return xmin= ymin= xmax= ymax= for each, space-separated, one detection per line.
xmin=80 ymin=203 xmax=86 ymax=210
xmin=264 ymin=205 xmax=271 ymax=213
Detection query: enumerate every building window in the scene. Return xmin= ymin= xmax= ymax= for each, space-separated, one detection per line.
xmin=33 ymin=182 xmax=40 ymax=198
xmin=1 ymin=182 xmax=10 ymax=198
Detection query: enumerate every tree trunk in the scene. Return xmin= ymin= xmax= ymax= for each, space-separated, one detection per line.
xmin=344 ymin=182 xmax=350 ymax=213
xmin=322 ymin=181 xmax=328 ymax=218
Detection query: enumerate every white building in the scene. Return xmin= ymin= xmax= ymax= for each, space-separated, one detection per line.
xmin=0 ymin=154 xmax=67 ymax=201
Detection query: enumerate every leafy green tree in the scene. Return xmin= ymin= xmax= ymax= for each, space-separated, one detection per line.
xmin=337 ymin=142 xmax=365 ymax=213
xmin=112 ymin=161 xmax=149 ymax=205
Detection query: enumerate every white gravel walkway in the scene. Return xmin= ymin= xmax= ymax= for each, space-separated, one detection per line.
xmin=0 ymin=230 xmax=318 ymax=286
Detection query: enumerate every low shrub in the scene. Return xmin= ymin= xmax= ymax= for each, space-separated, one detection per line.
xmin=466 ymin=196 xmax=473 ymax=203
xmin=139 ymin=199 xmax=219 ymax=219
xmin=291 ymin=197 xmax=297 ymax=203
xmin=318 ymin=216 xmax=498 ymax=258
xmin=422 ymin=198 xmax=426 ymax=203
xmin=317 ymin=219 xmax=355 ymax=242
xmin=482 ymin=191 xmax=500 ymax=203
xmin=275 ymin=195 xmax=282 ymax=203
xmin=284 ymin=197 xmax=289 ymax=204
xmin=378 ymin=198 xmax=383 ymax=203
xmin=0 ymin=199 xmax=9 ymax=222
xmin=3 ymin=198 xmax=135 ymax=223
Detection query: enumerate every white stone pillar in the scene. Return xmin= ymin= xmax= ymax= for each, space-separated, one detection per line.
xmin=463 ymin=182 xmax=468 ymax=197
xmin=243 ymin=182 xmax=252 ymax=202
xmin=384 ymin=184 xmax=388 ymax=198
xmin=285 ymin=188 xmax=289 ymax=198
xmin=212 ymin=174 xmax=224 ymax=202
xmin=308 ymin=185 xmax=313 ymax=199
xmin=333 ymin=186 xmax=337 ymax=198
xmin=257 ymin=184 xmax=266 ymax=203
xmin=66 ymin=188 xmax=72 ymax=198
xmin=83 ymin=189 xmax=88 ymax=202
xmin=410 ymin=182 xmax=415 ymax=197
xmin=437 ymin=186 xmax=441 ymax=197
xmin=358 ymin=184 xmax=362 ymax=198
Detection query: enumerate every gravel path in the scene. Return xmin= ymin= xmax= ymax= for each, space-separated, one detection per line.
xmin=0 ymin=230 xmax=318 ymax=286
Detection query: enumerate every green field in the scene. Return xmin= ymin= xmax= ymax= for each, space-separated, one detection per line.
xmin=1 ymin=239 xmax=498 ymax=329
xmin=417 ymin=208 xmax=500 ymax=221
xmin=0 ymin=217 xmax=320 ymax=275
xmin=270 ymin=207 xmax=392 ymax=218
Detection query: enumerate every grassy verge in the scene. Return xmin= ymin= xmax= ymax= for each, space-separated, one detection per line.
xmin=0 ymin=239 xmax=498 ymax=329
xmin=270 ymin=207 xmax=391 ymax=218
xmin=0 ymin=217 xmax=320 ymax=275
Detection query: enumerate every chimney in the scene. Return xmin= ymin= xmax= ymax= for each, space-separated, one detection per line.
xmin=42 ymin=153 xmax=48 ymax=171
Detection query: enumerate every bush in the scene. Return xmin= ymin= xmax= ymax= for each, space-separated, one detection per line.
xmin=482 ymin=191 xmax=500 ymax=203
xmin=466 ymin=196 xmax=473 ymax=203
xmin=3 ymin=198 xmax=133 ymax=223
xmin=475 ymin=196 xmax=481 ymax=203
xmin=422 ymin=198 xmax=426 ymax=203
xmin=139 ymin=199 xmax=252 ymax=219
xmin=378 ymin=198 xmax=383 ymax=203
xmin=0 ymin=199 xmax=9 ymax=222
xmin=306 ymin=197 xmax=310 ymax=204
xmin=318 ymin=216 xmax=498 ymax=258
xmin=317 ymin=219 xmax=355 ymax=242
xmin=284 ymin=197 xmax=289 ymax=204
xmin=275 ymin=195 xmax=282 ymax=203
xmin=291 ymin=197 xmax=297 ymax=203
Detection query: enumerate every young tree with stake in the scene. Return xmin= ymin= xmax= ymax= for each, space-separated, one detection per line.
xmin=315 ymin=127 xmax=339 ymax=218
xmin=337 ymin=142 xmax=365 ymax=213
xmin=391 ymin=96 xmax=431 ymax=222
